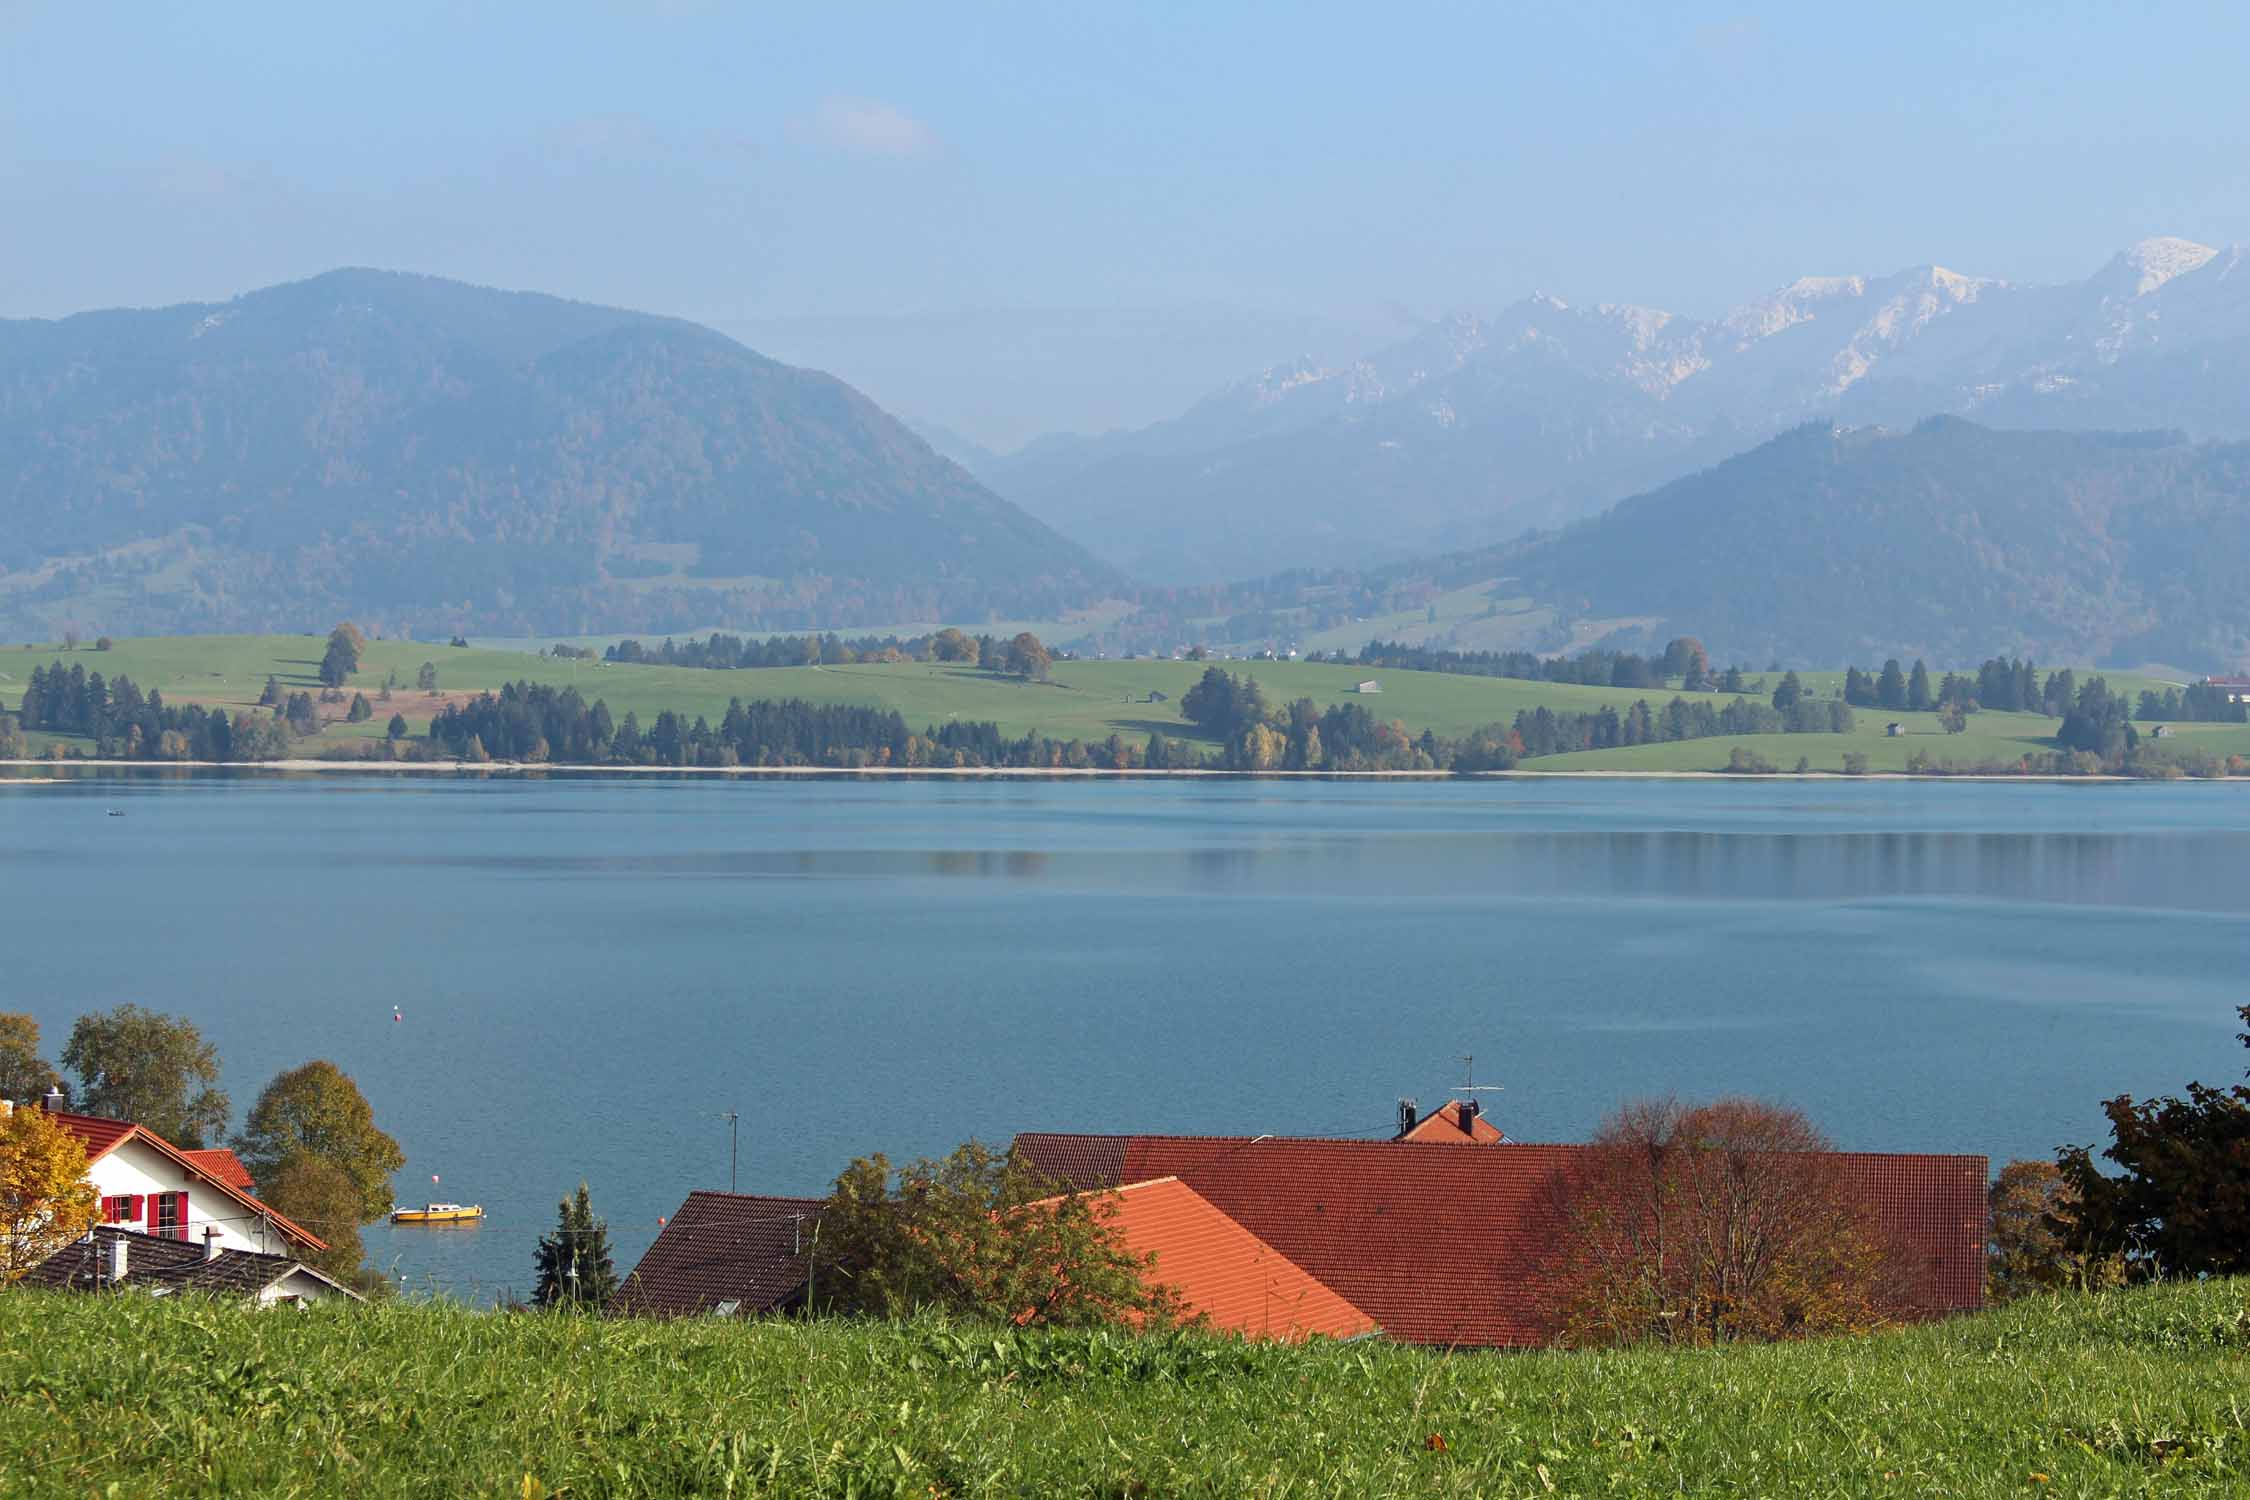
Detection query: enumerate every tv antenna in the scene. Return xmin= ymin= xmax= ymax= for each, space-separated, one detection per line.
xmin=1454 ymin=1054 xmax=1505 ymax=1122
xmin=715 ymin=1111 xmax=739 ymax=1193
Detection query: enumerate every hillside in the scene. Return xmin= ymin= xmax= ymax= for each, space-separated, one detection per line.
xmin=1513 ymin=419 xmax=2250 ymax=669
xmin=4 ymin=1282 xmax=2247 ymax=1496
xmin=984 ymin=238 xmax=2250 ymax=584
xmin=0 ymin=270 xmax=1115 ymax=640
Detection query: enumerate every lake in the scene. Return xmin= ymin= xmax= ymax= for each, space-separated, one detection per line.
xmin=4 ymin=771 xmax=2244 ymax=1300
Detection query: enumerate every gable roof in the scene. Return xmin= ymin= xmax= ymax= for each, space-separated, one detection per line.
xmin=181 ymin=1148 xmax=256 ymax=1192
xmin=1097 ymin=1177 xmax=1376 ymax=1341
xmin=610 ymin=1192 xmax=825 ymax=1319
xmin=24 ymin=1226 xmax=361 ymax=1301
xmin=45 ymin=1110 xmax=326 ymax=1253
xmin=1400 ymin=1101 xmax=1507 ymax=1144
xmin=1014 ymin=1133 xmax=1986 ymax=1348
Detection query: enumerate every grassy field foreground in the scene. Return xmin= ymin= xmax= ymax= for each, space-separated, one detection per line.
xmin=3 ymin=1282 xmax=2246 ymax=1497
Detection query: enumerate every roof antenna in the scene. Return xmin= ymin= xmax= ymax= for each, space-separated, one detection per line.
xmin=1454 ymin=1054 xmax=1505 ymax=1127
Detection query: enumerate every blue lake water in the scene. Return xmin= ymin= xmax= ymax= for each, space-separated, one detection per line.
xmin=4 ymin=772 xmax=2244 ymax=1301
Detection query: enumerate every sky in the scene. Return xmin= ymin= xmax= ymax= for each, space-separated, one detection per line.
xmin=4 ymin=1 xmax=2247 ymax=447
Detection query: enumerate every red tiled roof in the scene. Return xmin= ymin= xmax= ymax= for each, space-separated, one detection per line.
xmin=1401 ymin=1101 xmax=1507 ymax=1144
xmin=182 ymin=1148 xmax=255 ymax=1192
xmin=610 ymin=1192 xmax=825 ymax=1319
xmin=1100 ymin=1177 xmax=1377 ymax=1341
xmin=1014 ymin=1133 xmax=1985 ymax=1348
xmin=45 ymin=1110 xmax=327 ymax=1254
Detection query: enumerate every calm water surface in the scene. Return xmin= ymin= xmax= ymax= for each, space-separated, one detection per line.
xmin=4 ymin=772 xmax=2244 ymax=1299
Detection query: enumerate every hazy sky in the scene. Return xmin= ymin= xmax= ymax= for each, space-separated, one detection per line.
xmin=5 ymin=1 xmax=2246 ymax=446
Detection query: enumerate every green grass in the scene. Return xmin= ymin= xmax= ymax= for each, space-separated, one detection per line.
xmin=4 ymin=635 xmax=2236 ymax=773
xmin=2 ymin=1281 xmax=2246 ymax=1496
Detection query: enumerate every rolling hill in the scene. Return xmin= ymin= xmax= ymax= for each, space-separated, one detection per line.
xmin=0 ymin=270 xmax=1117 ymax=639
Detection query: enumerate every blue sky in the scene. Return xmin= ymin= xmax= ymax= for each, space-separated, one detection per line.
xmin=4 ymin=1 xmax=2245 ymax=444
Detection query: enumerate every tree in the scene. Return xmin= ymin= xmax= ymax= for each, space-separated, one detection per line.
xmin=94 ymin=636 xmax=113 ymax=652
xmin=929 ymin=628 xmax=977 ymax=663
xmin=346 ymin=692 xmax=372 ymax=723
xmin=386 ymin=713 xmax=409 ymax=740
xmin=1987 ymin=1159 xmax=2079 ymax=1301
xmin=235 ymin=1060 xmax=404 ymax=1224
xmin=417 ymin=662 xmax=439 ymax=694
xmin=0 ymin=1102 xmax=99 ymax=1284
xmin=1876 ymin=659 xmax=1907 ymax=711
xmin=60 ymin=1004 xmax=229 ymax=1147
xmin=0 ymin=1012 xmax=62 ymax=1104
xmin=1906 ymin=660 xmax=1934 ymax=712
xmin=2058 ymin=1004 xmax=2250 ymax=1278
xmin=1544 ymin=1097 xmax=1911 ymax=1347
xmin=319 ymin=626 xmax=362 ymax=688
xmin=1004 ymin=632 xmax=1052 ymax=681
xmin=814 ymin=1140 xmax=1185 ymax=1328
xmin=258 ymin=1153 xmax=379 ymax=1291
xmin=1938 ymin=702 xmax=1967 ymax=734
xmin=532 ymin=1182 xmax=618 ymax=1309
xmin=1770 ymin=671 xmax=1803 ymax=711
xmin=257 ymin=675 xmax=284 ymax=708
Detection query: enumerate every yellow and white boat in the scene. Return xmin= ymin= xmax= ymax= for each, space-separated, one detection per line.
xmin=390 ymin=1201 xmax=484 ymax=1225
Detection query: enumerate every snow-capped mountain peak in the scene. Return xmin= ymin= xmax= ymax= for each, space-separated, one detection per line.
xmin=2108 ymin=236 xmax=2218 ymax=296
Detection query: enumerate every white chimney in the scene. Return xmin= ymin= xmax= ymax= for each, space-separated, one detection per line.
xmin=203 ymin=1225 xmax=222 ymax=1262
xmin=105 ymin=1235 xmax=128 ymax=1284
xmin=0 ymin=1098 xmax=12 ymax=1119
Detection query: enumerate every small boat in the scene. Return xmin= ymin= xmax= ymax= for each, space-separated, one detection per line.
xmin=390 ymin=1202 xmax=483 ymax=1225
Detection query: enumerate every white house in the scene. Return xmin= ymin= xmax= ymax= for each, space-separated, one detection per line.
xmin=7 ymin=1097 xmax=328 ymax=1260
xmin=1355 ymin=680 xmax=1382 ymax=694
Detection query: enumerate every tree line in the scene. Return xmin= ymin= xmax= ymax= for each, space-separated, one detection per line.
xmin=1352 ymin=637 xmax=1722 ymax=692
xmin=10 ymin=663 xmax=296 ymax=760
xmin=602 ymin=628 xmax=1056 ymax=679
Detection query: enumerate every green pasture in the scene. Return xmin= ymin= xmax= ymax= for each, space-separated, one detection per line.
xmin=3 ymin=1280 xmax=2246 ymax=1497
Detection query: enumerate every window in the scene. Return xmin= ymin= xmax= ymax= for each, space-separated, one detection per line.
xmin=101 ymin=1195 xmax=141 ymax=1224
xmin=152 ymin=1190 xmax=187 ymax=1240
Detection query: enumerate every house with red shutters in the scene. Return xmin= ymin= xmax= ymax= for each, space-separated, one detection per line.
xmin=6 ymin=1094 xmax=329 ymax=1265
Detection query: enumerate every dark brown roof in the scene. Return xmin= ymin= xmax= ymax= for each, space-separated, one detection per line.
xmin=1014 ymin=1133 xmax=1985 ymax=1347
xmin=23 ymin=1227 xmax=358 ymax=1301
xmin=609 ymin=1192 xmax=825 ymax=1319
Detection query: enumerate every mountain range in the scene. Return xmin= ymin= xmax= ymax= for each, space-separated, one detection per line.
xmin=0 ymin=270 xmax=1114 ymax=638
xmin=977 ymin=238 xmax=2250 ymax=585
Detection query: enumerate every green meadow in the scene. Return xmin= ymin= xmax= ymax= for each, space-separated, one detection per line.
xmin=2 ymin=633 xmax=2228 ymax=773
xmin=3 ymin=1280 xmax=2246 ymax=1497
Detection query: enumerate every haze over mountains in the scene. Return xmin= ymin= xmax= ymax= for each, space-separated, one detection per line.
xmin=978 ymin=238 xmax=2250 ymax=585
xmin=0 ymin=270 xmax=1112 ymax=638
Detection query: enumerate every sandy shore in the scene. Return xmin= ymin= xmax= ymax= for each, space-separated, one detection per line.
xmin=0 ymin=757 xmax=2176 ymax=783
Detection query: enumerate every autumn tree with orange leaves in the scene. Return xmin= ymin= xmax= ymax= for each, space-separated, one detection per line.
xmin=1545 ymin=1097 xmax=1913 ymax=1347
xmin=1 ymin=1103 xmax=99 ymax=1284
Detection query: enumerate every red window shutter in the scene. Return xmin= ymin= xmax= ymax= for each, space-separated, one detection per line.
xmin=144 ymin=1193 xmax=157 ymax=1231
xmin=176 ymin=1191 xmax=190 ymax=1240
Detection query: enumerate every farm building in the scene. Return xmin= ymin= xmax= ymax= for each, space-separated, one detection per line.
xmin=1354 ymin=680 xmax=1381 ymax=694
xmin=2205 ymin=676 xmax=2250 ymax=704
xmin=1886 ymin=722 xmax=1904 ymax=736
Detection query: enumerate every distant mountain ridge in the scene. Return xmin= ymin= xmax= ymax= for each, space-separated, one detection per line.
xmin=981 ymin=238 xmax=2250 ymax=584
xmin=0 ymin=269 xmax=1115 ymax=638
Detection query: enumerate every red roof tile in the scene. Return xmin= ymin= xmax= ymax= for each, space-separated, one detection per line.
xmin=182 ymin=1148 xmax=255 ymax=1192
xmin=1100 ymin=1178 xmax=1376 ymax=1341
xmin=1401 ymin=1101 xmax=1507 ymax=1144
xmin=1015 ymin=1134 xmax=1985 ymax=1348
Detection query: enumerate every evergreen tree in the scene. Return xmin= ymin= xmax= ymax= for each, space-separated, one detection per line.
xmin=346 ymin=692 xmax=372 ymax=723
xmin=1876 ymin=659 xmax=1907 ymax=711
xmin=1906 ymin=660 xmax=1934 ymax=711
xmin=1770 ymin=670 xmax=1803 ymax=711
xmin=386 ymin=713 xmax=409 ymax=740
xmin=532 ymin=1182 xmax=617 ymax=1309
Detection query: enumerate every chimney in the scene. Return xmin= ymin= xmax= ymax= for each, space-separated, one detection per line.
xmin=40 ymin=1085 xmax=65 ymax=1113
xmin=1459 ymin=1098 xmax=1480 ymax=1129
xmin=106 ymin=1234 xmax=128 ymax=1284
xmin=1395 ymin=1098 xmax=1418 ymax=1139
xmin=203 ymin=1225 xmax=222 ymax=1263
xmin=0 ymin=1098 xmax=11 ymax=1119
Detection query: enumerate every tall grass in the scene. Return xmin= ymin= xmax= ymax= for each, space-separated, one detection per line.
xmin=3 ymin=1281 xmax=2245 ymax=1496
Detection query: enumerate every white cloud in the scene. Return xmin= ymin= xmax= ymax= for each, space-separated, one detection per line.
xmin=795 ymin=96 xmax=938 ymax=159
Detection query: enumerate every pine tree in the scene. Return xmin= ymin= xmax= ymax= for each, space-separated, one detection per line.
xmin=1907 ymin=660 xmax=1934 ymax=712
xmin=532 ymin=1182 xmax=617 ymax=1309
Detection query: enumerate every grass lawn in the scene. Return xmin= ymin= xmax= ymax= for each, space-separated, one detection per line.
xmin=4 ymin=635 xmax=2237 ymax=772
xmin=2 ymin=1281 xmax=2245 ymax=1496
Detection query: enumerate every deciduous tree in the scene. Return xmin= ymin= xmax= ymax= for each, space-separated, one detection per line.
xmin=815 ymin=1140 xmax=1185 ymax=1328
xmin=259 ymin=1153 xmax=379 ymax=1290
xmin=60 ymin=1004 xmax=229 ymax=1147
xmin=0 ymin=1102 xmax=99 ymax=1283
xmin=0 ymin=1013 xmax=60 ymax=1104
xmin=1544 ymin=1097 xmax=1911 ymax=1347
xmin=1987 ymin=1158 xmax=2078 ymax=1301
xmin=236 ymin=1060 xmax=404 ymax=1224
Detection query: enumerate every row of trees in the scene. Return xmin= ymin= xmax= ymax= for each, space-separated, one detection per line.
xmin=602 ymin=628 xmax=1056 ymax=679
xmin=0 ymin=1006 xmax=402 ymax=1290
xmin=1353 ymin=638 xmax=1726 ymax=692
xmin=10 ymin=664 xmax=297 ymax=761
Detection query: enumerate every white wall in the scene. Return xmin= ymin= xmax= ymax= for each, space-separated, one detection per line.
xmin=88 ymin=1140 xmax=299 ymax=1256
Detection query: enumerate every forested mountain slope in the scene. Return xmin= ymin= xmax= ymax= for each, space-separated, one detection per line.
xmin=0 ymin=270 xmax=1115 ymax=637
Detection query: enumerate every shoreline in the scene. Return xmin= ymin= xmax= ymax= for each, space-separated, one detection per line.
xmin=0 ymin=757 xmax=2204 ymax=784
